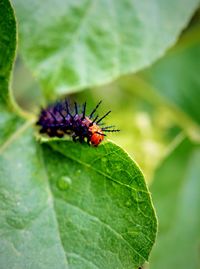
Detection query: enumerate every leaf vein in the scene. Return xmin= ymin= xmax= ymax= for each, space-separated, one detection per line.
xmin=64 ymin=201 xmax=146 ymax=261
xmin=66 ymin=252 xmax=100 ymax=269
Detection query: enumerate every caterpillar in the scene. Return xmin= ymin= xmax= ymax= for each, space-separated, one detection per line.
xmin=36 ymin=100 xmax=119 ymax=146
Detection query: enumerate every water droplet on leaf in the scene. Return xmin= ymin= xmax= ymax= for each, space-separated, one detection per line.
xmin=57 ymin=176 xmax=72 ymax=191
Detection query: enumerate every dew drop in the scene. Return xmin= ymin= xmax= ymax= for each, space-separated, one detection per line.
xmin=57 ymin=176 xmax=72 ymax=191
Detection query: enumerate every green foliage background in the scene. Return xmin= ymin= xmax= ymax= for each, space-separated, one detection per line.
xmin=0 ymin=0 xmax=200 ymax=268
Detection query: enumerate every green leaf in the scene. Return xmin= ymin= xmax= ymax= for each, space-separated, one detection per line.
xmin=0 ymin=135 xmax=157 ymax=268
xmin=0 ymin=0 xmax=31 ymax=146
xmin=0 ymin=0 xmax=23 ymax=145
xmin=13 ymin=0 xmax=199 ymax=98
xmin=140 ymin=24 xmax=200 ymax=125
xmin=150 ymin=136 xmax=200 ymax=269
xmin=42 ymin=140 xmax=157 ymax=268
xmin=0 ymin=1 xmax=157 ymax=268
xmin=0 ymin=127 xmax=68 ymax=269
xmin=0 ymin=0 xmax=16 ymax=105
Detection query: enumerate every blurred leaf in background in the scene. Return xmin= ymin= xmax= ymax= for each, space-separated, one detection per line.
xmin=12 ymin=57 xmax=43 ymax=112
xmin=141 ymin=9 xmax=200 ymax=269
xmin=13 ymin=0 xmax=199 ymax=97
xmin=140 ymin=16 xmax=200 ymax=133
xmin=150 ymin=137 xmax=200 ymax=269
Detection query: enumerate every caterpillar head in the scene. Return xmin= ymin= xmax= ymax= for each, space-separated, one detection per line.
xmin=89 ymin=124 xmax=104 ymax=146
